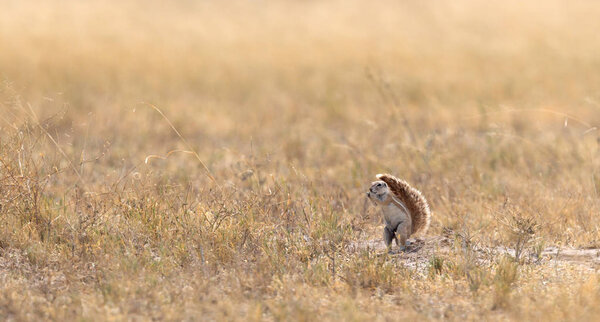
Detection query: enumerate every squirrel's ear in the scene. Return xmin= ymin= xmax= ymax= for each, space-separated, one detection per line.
xmin=376 ymin=173 xmax=384 ymax=179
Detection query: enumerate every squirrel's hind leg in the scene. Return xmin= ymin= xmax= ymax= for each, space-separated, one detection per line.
xmin=396 ymin=222 xmax=411 ymax=252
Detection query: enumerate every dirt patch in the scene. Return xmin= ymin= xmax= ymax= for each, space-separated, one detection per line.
xmin=349 ymin=236 xmax=600 ymax=273
xmin=540 ymin=247 xmax=600 ymax=264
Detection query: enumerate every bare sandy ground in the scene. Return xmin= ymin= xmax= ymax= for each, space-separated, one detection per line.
xmin=349 ymin=235 xmax=600 ymax=274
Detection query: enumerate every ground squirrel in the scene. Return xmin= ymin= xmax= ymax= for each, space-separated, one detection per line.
xmin=366 ymin=173 xmax=431 ymax=251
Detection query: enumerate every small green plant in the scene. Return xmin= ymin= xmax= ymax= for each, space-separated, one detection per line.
xmin=496 ymin=202 xmax=539 ymax=263
xmin=428 ymin=254 xmax=445 ymax=277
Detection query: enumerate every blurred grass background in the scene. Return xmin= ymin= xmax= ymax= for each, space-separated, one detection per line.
xmin=2 ymin=0 xmax=600 ymax=320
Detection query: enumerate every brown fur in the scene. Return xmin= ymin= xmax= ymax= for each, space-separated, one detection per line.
xmin=376 ymin=174 xmax=431 ymax=234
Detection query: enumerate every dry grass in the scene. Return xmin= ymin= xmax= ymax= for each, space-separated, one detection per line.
xmin=2 ymin=0 xmax=600 ymax=320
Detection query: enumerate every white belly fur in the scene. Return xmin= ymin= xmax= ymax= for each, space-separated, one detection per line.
xmin=382 ymin=202 xmax=411 ymax=232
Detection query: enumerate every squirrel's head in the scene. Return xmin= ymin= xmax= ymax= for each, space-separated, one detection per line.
xmin=367 ymin=180 xmax=390 ymax=203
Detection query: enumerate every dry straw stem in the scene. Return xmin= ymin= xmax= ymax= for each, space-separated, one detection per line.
xmin=24 ymin=102 xmax=84 ymax=183
xmin=465 ymin=107 xmax=597 ymax=134
xmin=142 ymin=102 xmax=219 ymax=187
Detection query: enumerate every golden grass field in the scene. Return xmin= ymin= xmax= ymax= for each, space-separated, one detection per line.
xmin=2 ymin=0 xmax=600 ymax=320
